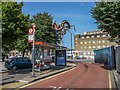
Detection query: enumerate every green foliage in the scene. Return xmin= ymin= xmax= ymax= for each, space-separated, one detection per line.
xmin=30 ymin=12 xmax=60 ymax=44
xmin=2 ymin=2 xmax=30 ymax=57
xmin=91 ymin=2 xmax=120 ymax=42
xmin=15 ymin=34 xmax=32 ymax=57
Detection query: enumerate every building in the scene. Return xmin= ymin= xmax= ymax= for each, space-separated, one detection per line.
xmin=66 ymin=49 xmax=75 ymax=59
xmin=8 ymin=49 xmax=32 ymax=59
xmin=74 ymin=30 xmax=118 ymax=59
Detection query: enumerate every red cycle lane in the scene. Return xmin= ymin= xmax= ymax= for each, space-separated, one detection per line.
xmin=20 ymin=63 xmax=115 ymax=89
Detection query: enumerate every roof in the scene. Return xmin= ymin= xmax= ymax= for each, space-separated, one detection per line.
xmin=30 ymin=42 xmax=67 ymax=49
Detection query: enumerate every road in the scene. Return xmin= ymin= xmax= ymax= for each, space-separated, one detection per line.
xmin=20 ymin=62 xmax=116 ymax=89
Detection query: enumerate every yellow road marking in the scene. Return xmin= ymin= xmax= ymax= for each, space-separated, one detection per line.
xmin=109 ymin=71 xmax=112 ymax=90
xmin=19 ymin=67 xmax=75 ymax=89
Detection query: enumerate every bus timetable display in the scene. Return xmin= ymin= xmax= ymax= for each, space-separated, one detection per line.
xmin=55 ymin=50 xmax=66 ymax=66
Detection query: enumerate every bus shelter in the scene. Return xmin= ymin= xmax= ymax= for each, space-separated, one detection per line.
xmin=31 ymin=42 xmax=67 ymax=70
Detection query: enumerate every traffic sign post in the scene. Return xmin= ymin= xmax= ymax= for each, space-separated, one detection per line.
xmin=32 ymin=23 xmax=36 ymax=77
xmin=28 ymin=28 xmax=33 ymax=43
xmin=28 ymin=24 xmax=36 ymax=77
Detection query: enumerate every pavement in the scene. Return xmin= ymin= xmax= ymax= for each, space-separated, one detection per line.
xmin=1 ymin=61 xmax=76 ymax=89
xmin=112 ymin=70 xmax=120 ymax=89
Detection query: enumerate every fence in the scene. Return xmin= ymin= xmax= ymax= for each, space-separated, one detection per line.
xmin=116 ymin=46 xmax=120 ymax=73
xmin=94 ymin=46 xmax=115 ymax=69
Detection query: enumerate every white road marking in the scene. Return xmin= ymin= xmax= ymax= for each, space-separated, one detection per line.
xmin=56 ymin=87 xmax=62 ymax=90
xmin=18 ymin=80 xmax=28 ymax=83
xmin=50 ymin=86 xmax=57 ymax=89
xmin=50 ymin=86 xmax=62 ymax=90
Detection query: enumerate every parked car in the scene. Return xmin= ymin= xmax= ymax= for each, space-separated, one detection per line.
xmin=74 ymin=56 xmax=82 ymax=59
xmin=5 ymin=57 xmax=32 ymax=70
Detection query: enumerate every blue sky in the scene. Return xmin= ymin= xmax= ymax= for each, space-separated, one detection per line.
xmin=22 ymin=2 xmax=99 ymax=49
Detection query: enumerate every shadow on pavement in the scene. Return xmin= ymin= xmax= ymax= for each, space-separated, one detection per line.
xmin=1 ymin=80 xmax=19 ymax=86
xmin=100 ymin=66 xmax=113 ymax=70
xmin=7 ymin=68 xmax=32 ymax=75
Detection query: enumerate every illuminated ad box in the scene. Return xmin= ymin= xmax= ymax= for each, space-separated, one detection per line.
xmin=55 ymin=50 xmax=66 ymax=66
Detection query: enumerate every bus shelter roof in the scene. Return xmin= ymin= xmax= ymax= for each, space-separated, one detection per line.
xmin=30 ymin=42 xmax=67 ymax=49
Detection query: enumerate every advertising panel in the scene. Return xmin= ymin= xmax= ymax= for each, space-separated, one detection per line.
xmin=44 ymin=50 xmax=50 ymax=60
xmin=55 ymin=50 xmax=66 ymax=66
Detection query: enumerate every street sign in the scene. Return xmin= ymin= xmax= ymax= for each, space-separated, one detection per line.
xmin=33 ymin=24 xmax=36 ymax=28
xmin=55 ymin=50 xmax=66 ymax=66
xmin=28 ymin=28 xmax=33 ymax=34
xmin=28 ymin=34 xmax=33 ymax=42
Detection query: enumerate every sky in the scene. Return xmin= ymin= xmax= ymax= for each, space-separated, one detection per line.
xmin=21 ymin=2 xmax=99 ymax=49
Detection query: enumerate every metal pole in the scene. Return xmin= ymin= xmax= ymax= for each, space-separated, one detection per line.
xmin=32 ymin=27 xmax=35 ymax=77
xmin=60 ymin=34 xmax=62 ymax=46
xmin=71 ymin=33 xmax=72 ymax=60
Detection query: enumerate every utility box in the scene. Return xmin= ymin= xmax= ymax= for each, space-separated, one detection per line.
xmin=116 ymin=46 xmax=120 ymax=73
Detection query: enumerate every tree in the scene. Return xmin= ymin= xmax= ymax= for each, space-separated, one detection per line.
xmin=2 ymin=2 xmax=30 ymax=60
xmin=15 ymin=12 xmax=60 ymax=57
xmin=30 ymin=12 xmax=60 ymax=44
xmin=91 ymin=1 xmax=120 ymax=44
xmin=0 ymin=1 xmax=2 ymax=59
xmin=15 ymin=35 xmax=32 ymax=57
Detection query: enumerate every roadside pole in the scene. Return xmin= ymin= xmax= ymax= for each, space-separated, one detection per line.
xmin=71 ymin=33 xmax=72 ymax=60
xmin=32 ymin=23 xmax=36 ymax=77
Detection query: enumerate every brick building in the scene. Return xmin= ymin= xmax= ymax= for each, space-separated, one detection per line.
xmin=74 ymin=30 xmax=118 ymax=59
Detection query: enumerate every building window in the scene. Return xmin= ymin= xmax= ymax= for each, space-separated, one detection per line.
xmin=9 ymin=53 xmax=11 ymax=56
xmin=89 ymin=41 xmax=91 ymax=44
xmin=107 ymin=40 xmax=110 ymax=43
xmin=81 ymin=37 xmax=84 ymax=39
xmin=97 ymin=35 xmax=100 ymax=37
xmin=93 ymin=46 xmax=95 ymax=49
xmin=103 ymin=45 xmax=105 ymax=48
xmin=97 ymin=40 xmax=100 ymax=43
xmin=16 ymin=52 xmax=18 ymax=56
xmin=76 ymin=45 xmax=78 ymax=47
xmin=94 ymin=32 xmax=96 ymax=34
xmin=75 ymin=38 xmax=77 ymax=40
xmin=97 ymin=32 xmax=99 ymax=34
xmin=107 ymin=45 xmax=110 ymax=47
xmin=97 ymin=45 xmax=100 ymax=48
xmin=103 ymin=35 xmax=106 ymax=37
xmin=91 ymin=52 xmax=94 ymax=55
xmin=81 ymin=46 xmax=83 ymax=49
xmin=108 ymin=34 xmax=110 ymax=37
xmin=88 ymin=52 xmax=90 ymax=55
xmin=80 ymin=52 xmax=82 ymax=55
xmin=84 ymin=41 xmax=87 ymax=44
xmin=84 ymin=52 xmax=86 ymax=55
xmin=86 ymin=36 xmax=89 ymax=38
xmin=19 ymin=52 xmax=22 ymax=56
xmin=102 ymin=40 xmax=105 ymax=43
xmin=13 ymin=53 xmax=14 ymax=56
xmin=76 ymin=42 xmax=77 ymax=43
xmin=80 ymin=42 xmax=83 ymax=44
xmin=93 ymin=41 xmax=95 ymax=44
xmin=91 ymin=36 xmax=95 ymax=38
xmin=90 ymin=32 xmax=93 ymax=34
xmin=89 ymin=46 xmax=91 ymax=49
xmin=85 ymin=46 xmax=87 ymax=49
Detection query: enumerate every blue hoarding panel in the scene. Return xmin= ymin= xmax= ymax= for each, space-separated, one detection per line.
xmin=94 ymin=46 xmax=115 ymax=69
xmin=55 ymin=50 xmax=66 ymax=66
